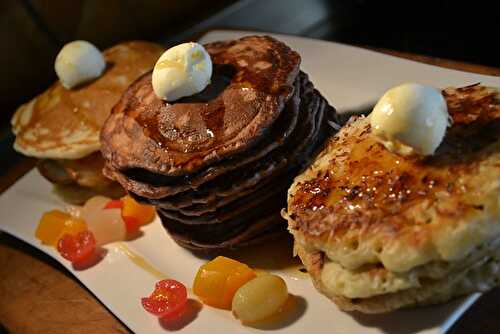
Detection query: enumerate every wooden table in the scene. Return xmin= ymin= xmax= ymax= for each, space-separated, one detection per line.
xmin=0 ymin=46 xmax=499 ymax=334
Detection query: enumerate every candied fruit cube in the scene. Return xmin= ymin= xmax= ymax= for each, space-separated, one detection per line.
xmin=193 ymin=256 xmax=256 ymax=309
xmin=35 ymin=210 xmax=87 ymax=246
xmin=121 ymin=195 xmax=156 ymax=226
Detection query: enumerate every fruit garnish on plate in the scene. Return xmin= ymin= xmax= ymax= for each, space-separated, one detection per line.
xmin=35 ymin=210 xmax=87 ymax=246
xmin=34 ymin=195 xmax=156 ymax=265
xmin=232 ymin=274 xmax=289 ymax=324
xmin=57 ymin=230 xmax=96 ymax=264
xmin=120 ymin=195 xmax=156 ymax=234
xmin=141 ymin=279 xmax=188 ymax=319
xmin=193 ymin=256 xmax=256 ymax=309
xmin=193 ymin=256 xmax=291 ymax=324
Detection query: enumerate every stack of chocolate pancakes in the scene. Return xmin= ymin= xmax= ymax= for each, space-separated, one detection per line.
xmin=101 ymin=36 xmax=340 ymax=250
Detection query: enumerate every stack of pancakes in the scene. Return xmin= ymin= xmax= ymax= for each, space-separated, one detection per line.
xmin=101 ymin=36 xmax=338 ymax=250
xmin=284 ymin=84 xmax=500 ymax=313
xmin=11 ymin=41 xmax=165 ymax=203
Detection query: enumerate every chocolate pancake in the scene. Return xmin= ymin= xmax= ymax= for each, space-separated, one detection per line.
xmin=103 ymin=71 xmax=302 ymax=198
xmin=106 ymin=71 xmax=326 ymax=202
xmin=164 ymin=212 xmax=285 ymax=250
xmin=101 ymin=36 xmax=300 ymax=176
xmin=101 ymin=36 xmax=340 ymax=249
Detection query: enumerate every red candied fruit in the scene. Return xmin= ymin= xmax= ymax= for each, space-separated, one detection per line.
xmin=57 ymin=230 xmax=96 ymax=264
xmin=141 ymin=279 xmax=188 ymax=319
xmin=104 ymin=199 xmax=124 ymax=209
xmin=123 ymin=216 xmax=141 ymax=234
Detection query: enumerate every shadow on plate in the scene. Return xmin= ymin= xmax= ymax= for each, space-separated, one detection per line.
xmin=190 ymin=234 xmax=304 ymax=273
xmin=337 ymin=103 xmax=374 ymax=124
xmin=350 ymin=297 xmax=470 ymax=334
xmin=159 ymin=299 xmax=203 ymax=331
xmin=125 ymin=230 xmax=145 ymax=242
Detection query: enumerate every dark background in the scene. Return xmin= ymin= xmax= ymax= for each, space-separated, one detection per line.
xmin=2 ymin=0 xmax=499 ymax=127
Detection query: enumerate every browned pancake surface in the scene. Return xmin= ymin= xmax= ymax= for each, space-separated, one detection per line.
xmin=12 ymin=41 xmax=165 ymax=159
xmin=101 ymin=36 xmax=301 ymax=175
xmin=289 ymin=85 xmax=499 ymax=243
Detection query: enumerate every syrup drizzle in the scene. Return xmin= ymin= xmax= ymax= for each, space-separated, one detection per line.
xmin=114 ymin=242 xmax=167 ymax=280
xmin=129 ymin=37 xmax=299 ymax=159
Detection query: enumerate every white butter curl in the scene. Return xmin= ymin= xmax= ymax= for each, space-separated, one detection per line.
xmin=55 ymin=40 xmax=106 ymax=89
xmin=152 ymin=42 xmax=212 ymax=101
xmin=370 ymin=83 xmax=449 ymax=156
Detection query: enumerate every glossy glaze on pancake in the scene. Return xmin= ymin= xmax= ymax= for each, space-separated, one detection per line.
xmin=12 ymin=41 xmax=165 ymax=159
xmin=101 ymin=36 xmax=340 ymax=249
xmin=284 ymin=84 xmax=500 ymax=312
xmin=104 ymin=69 xmax=304 ymax=198
xmin=101 ymin=36 xmax=301 ymax=176
xmin=105 ymin=71 xmax=326 ymax=200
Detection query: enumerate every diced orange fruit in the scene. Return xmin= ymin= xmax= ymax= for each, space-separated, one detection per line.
xmin=35 ymin=210 xmax=87 ymax=246
xmin=121 ymin=195 xmax=156 ymax=226
xmin=193 ymin=256 xmax=256 ymax=309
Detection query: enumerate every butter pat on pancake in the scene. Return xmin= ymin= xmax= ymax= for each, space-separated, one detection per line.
xmin=11 ymin=41 xmax=165 ymax=159
xmin=284 ymin=84 xmax=500 ymax=313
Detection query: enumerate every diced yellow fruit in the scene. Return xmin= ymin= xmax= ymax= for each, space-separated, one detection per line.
xmin=232 ymin=274 xmax=288 ymax=324
xmin=35 ymin=210 xmax=87 ymax=246
xmin=193 ymin=256 xmax=256 ymax=309
xmin=121 ymin=195 xmax=156 ymax=225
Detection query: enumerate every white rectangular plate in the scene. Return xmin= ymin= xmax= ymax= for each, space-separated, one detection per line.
xmin=1 ymin=30 xmax=499 ymax=334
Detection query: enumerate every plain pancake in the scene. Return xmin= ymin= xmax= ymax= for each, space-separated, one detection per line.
xmin=12 ymin=41 xmax=165 ymax=159
xmin=284 ymin=84 xmax=500 ymax=312
xmin=36 ymin=152 xmax=125 ymax=204
xmin=101 ymin=36 xmax=301 ymax=176
xmin=37 ymin=152 xmax=114 ymax=189
xmin=51 ymin=182 xmax=124 ymax=205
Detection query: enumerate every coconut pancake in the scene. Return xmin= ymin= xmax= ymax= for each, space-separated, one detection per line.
xmin=284 ymin=84 xmax=500 ymax=313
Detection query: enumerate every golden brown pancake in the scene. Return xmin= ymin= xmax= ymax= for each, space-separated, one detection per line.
xmin=12 ymin=41 xmax=165 ymax=159
xmin=11 ymin=41 xmax=165 ymax=203
xmin=284 ymin=84 xmax=500 ymax=313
